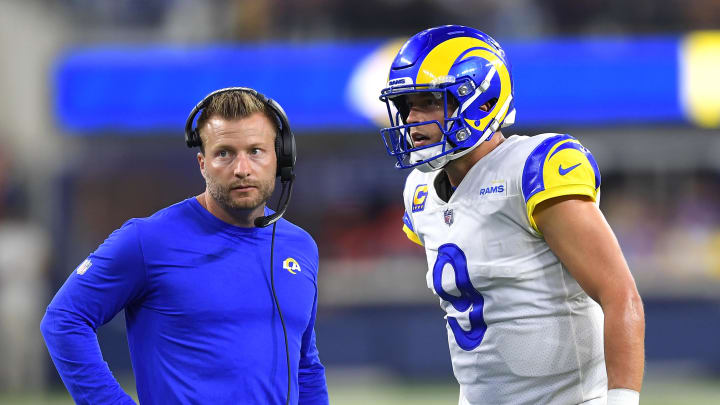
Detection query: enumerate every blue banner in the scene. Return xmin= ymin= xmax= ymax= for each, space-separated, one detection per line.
xmin=54 ymin=35 xmax=688 ymax=134
xmin=507 ymin=36 xmax=681 ymax=125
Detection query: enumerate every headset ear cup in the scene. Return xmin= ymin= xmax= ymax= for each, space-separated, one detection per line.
xmin=275 ymin=134 xmax=283 ymax=174
xmin=192 ymin=129 xmax=201 ymax=148
xmin=287 ymin=133 xmax=296 ymax=168
xmin=185 ymin=123 xmax=198 ymax=148
xmin=185 ymin=128 xmax=199 ymax=148
xmin=277 ymin=130 xmax=295 ymax=182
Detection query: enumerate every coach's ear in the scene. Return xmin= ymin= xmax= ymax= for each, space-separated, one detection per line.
xmin=197 ymin=152 xmax=206 ymax=177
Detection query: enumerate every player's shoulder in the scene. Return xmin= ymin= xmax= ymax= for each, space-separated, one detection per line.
xmin=505 ymin=133 xmax=570 ymax=158
xmin=522 ymin=132 xmax=590 ymax=159
xmin=520 ymin=133 xmax=601 ymax=203
xmin=472 ymin=134 xmax=551 ymax=173
xmin=403 ymin=168 xmax=433 ymax=192
xmin=402 ymin=169 xmax=433 ymax=212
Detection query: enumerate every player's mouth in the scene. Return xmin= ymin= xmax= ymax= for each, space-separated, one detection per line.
xmin=411 ymin=132 xmax=432 ymax=147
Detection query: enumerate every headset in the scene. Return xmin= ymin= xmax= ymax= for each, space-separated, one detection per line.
xmin=185 ymin=87 xmax=295 ymax=404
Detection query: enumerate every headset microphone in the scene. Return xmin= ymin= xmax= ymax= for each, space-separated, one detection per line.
xmin=254 ymin=175 xmax=295 ymax=228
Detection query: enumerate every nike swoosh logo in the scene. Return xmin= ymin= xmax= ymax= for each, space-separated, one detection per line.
xmin=558 ymin=162 xmax=581 ymax=176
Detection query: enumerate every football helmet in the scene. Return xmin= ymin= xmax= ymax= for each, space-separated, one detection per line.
xmin=379 ymin=25 xmax=515 ymax=171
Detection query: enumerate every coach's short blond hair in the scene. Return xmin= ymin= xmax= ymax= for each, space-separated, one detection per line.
xmin=196 ymin=90 xmax=278 ymax=153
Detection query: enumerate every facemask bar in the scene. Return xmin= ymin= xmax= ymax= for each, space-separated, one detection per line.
xmin=380 ymin=120 xmax=448 ymax=168
xmin=379 ymin=81 xmax=467 ymax=169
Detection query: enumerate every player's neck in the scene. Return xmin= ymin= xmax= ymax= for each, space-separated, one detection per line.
xmin=196 ymin=192 xmax=265 ymax=228
xmin=444 ymin=132 xmax=505 ymax=187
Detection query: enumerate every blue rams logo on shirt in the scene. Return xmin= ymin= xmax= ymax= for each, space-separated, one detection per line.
xmin=479 ymin=180 xmax=507 ymax=197
xmin=412 ymin=184 xmax=429 ymax=212
xmin=283 ymin=258 xmax=301 ymax=275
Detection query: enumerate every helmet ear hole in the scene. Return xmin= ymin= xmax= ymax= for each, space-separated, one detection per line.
xmin=481 ymin=98 xmax=498 ymax=112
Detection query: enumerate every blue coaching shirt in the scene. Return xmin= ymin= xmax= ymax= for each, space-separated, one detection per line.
xmin=41 ymin=198 xmax=328 ymax=404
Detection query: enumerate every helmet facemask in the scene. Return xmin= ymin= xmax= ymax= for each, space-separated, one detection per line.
xmin=379 ymin=75 xmax=502 ymax=172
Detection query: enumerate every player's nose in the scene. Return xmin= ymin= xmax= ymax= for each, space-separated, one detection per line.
xmin=406 ymin=107 xmax=422 ymax=124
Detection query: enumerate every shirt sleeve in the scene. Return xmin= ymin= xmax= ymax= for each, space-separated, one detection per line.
xmin=297 ymin=250 xmax=329 ymax=405
xmin=401 ymin=180 xmax=426 ymax=246
xmin=402 ymin=210 xmax=422 ymax=246
xmin=521 ymin=134 xmax=602 ymax=233
xmin=40 ymin=220 xmax=148 ymax=405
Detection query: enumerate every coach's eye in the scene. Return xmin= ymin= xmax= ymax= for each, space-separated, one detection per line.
xmin=216 ymin=150 xmax=232 ymax=159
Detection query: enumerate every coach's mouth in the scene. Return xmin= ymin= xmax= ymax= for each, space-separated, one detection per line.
xmin=231 ymin=184 xmax=257 ymax=192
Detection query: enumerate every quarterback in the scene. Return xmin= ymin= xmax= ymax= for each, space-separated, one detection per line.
xmin=378 ymin=26 xmax=645 ymax=405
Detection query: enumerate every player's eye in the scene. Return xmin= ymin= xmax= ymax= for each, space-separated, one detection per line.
xmin=426 ymin=95 xmax=444 ymax=108
xmin=407 ymin=95 xmax=441 ymax=110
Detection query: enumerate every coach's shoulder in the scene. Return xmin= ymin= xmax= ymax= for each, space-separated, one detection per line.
xmin=278 ymin=218 xmax=321 ymax=275
xmin=280 ymin=218 xmax=318 ymax=248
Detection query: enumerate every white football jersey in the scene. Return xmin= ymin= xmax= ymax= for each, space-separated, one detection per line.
xmin=402 ymin=134 xmax=607 ymax=405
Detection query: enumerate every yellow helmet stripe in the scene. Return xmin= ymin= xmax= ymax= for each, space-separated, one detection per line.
xmin=459 ymin=49 xmax=512 ymax=131
xmin=416 ymin=37 xmax=496 ymax=84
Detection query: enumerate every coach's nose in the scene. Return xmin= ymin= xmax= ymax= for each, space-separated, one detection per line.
xmin=233 ymin=153 xmax=252 ymax=178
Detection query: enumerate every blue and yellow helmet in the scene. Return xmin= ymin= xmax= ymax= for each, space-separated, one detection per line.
xmin=379 ymin=25 xmax=516 ymax=171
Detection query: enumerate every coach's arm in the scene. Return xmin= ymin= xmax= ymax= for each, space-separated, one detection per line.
xmin=533 ymin=195 xmax=645 ymax=394
xmin=41 ymin=221 xmax=144 ymax=405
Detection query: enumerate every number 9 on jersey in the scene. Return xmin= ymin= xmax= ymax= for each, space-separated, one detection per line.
xmin=432 ymin=244 xmax=487 ymax=351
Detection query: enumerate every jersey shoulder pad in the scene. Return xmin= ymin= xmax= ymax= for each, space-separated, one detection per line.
xmin=403 ymin=170 xmax=431 ymax=214
xmin=521 ymin=134 xmax=601 ymax=231
xmin=401 ymin=171 xmax=427 ymax=246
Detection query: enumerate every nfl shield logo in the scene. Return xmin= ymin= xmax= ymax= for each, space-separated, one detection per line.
xmin=443 ymin=209 xmax=454 ymax=226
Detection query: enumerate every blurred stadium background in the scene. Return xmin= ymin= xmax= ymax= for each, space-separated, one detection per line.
xmin=1 ymin=0 xmax=720 ymax=404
